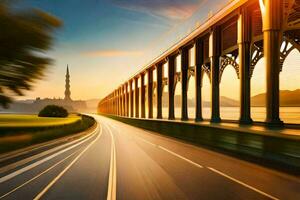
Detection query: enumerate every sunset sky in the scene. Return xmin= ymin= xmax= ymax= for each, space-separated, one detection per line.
xmin=16 ymin=0 xmax=300 ymax=101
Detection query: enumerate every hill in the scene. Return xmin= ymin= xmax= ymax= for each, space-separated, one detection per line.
xmin=251 ymin=89 xmax=300 ymax=107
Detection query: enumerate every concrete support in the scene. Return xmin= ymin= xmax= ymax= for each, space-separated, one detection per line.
xmin=195 ymin=39 xmax=203 ymax=121
xmin=147 ymin=69 xmax=153 ymax=118
xmin=141 ymin=73 xmax=146 ymax=118
xmin=129 ymin=81 xmax=133 ymax=117
xmin=122 ymin=85 xmax=125 ymax=116
xmin=260 ymin=0 xmax=283 ymax=126
xmin=134 ymin=77 xmax=139 ymax=118
xmin=238 ymin=8 xmax=252 ymax=124
xmin=125 ymin=83 xmax=128 ymax=117
xmin=181 ymin=48 xmax=189 ymax=121
xmin=168 ymin=56 xmax=176 ymax=120
xmin=115 ymin=91 xmax=118 ymax=115
xmin=118 ymin=88 xmax=121 ymax=116
xmin=210 ymin=28 xmax=221 ymax=122
xmin=156 ymin=64 xmax=163 ymax=119
xmin=120 ymin=86 xmax=123 ymax=116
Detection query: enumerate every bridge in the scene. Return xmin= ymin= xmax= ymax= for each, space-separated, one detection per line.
xmin=98 ymin=0 xmax=300 ymax=126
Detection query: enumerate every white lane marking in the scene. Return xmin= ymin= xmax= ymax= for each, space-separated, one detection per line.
xmin=0 ymin=149 xmax=80 ymax=199
xmin=103 ymin=118 xmax=280 ymax=200
xmin=158 ymin=146 xmax=203 ymax=168
xmin=33 ymin=125 xmax=103 ymax=200
xmin=108 ymin=122 xmax=203 ymax=169
xmin=105 ymin=123 xmax=117 ymax=200
xmin=0 ymin=124 xmax=99 ymax=184
xmin=0 ymin=130 xmax=94 ymax=174
xmin=207 ymin=167 xmax=280 ymax=200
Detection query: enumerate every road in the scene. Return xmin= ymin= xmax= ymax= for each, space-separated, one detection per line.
xmin=0 ymin=115 xmax=300 ymax=200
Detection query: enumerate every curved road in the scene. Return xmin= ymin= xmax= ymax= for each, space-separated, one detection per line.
xmin=0 ymin=115 xmax=300 ymax=200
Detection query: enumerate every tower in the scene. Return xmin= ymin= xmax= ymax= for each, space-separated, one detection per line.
xmin=64 ymin=65 xmax=72 ymax=101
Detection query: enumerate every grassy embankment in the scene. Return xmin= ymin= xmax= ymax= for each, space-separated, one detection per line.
xmin=0 ymin=114 xmax=95 ymax=153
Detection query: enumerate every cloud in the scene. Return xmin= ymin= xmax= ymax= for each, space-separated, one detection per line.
xmin=83 ymin=50 xmax=144 ymax=57
xmin=112 ymin=0 xmax=203 ymax=20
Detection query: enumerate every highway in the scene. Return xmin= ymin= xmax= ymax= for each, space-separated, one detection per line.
xmin=0 ymin=115 xmax=300 ymax=200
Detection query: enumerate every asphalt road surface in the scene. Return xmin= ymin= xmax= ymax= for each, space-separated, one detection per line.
xmin=0 ymin=115 xmax=300 ymax=200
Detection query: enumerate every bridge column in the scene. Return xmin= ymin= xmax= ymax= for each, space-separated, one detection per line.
xmin=125 ymin=83 xmax=128 ymax=117
xmin=110 ymin=98 xmax=112 ymax=114
xmin=195 ymin=39 xmax=203 ymax=121
xmin=210 ymin=28 xmax=221 ymax=122
xmin=168 ymin=55 xmax=176 ymax=120
xmin=156 ymin=63 xmax=163 ymax=119
xmin=181 ymin=47 xmax=189 ymax=121
xmin=147 ymin=68 xmax=153 ymax=118
xmin=260 ymin=0 xmax=283 ymax=126
xmin=122 ymin=85 xmax=125 ymax=116
xmin=115 ymin=90 xmax=118 ymax=115
xmin=238 ymin=8 xmax=252 ymax=124
xmin=118 ymin=88 xmax=121 ymax=116
xmin=120 ymin=87 xmax=123 ymax=116
xmin=129 ymin=80 xmax=134 ymax=117
xmin=134 ymin=77 xmax=139 ymax=118
xmin=124 ymin=85 xmax=126 ymax=116
xmin=141 ymin=73 xmax=146 ymax=118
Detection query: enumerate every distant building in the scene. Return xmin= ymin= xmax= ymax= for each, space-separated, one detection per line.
xmin=64 ymin=65 xmax=72 ymax=101
xmin=33 ymin=65 xmax=87 ymax=112
xmin=0 ymin=66 xmax=94 ymax=114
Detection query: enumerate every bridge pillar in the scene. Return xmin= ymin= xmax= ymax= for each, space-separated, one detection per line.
xmin=120 ymin=87 xmax=123 ymax=116
xmin=125 ymin=83 xmax=128 ymax=117
xmin=195 ymin=39 xmax=203 ymax=121
xmin=121 ymin=85 xmax=125 ymax=116
xmin=181 ymin=47 xmax=189 ymax=121
xmin=141 ymin=73 xmax=146 ymax=118
xmin=118 ymin=88 xmax=120 ymax=116
xmin=134 ymin=77 xmax=139 ymax=118
xmin=168 ymin=55 xmax=176 ymax=120
xmin=129 ymin=80 xmax=134 ymax=117
xmin=115 ymin=90 xmax=118 ymax=115
xmin=147 ymin=68 xmax=153 ymax=118
xmin=120 ymin=86 xmax=123 ymax=116
xmin=238 ymin=8 xmax=252 ymax=124
xmin=156 ymin=64 xmax=163 ymax=119
xmin=260 ymin=0 xmax=283 ymax=126
xmin=210 ymin=28 xmax=221 ymax=123
xmin=123 ymin=84 xmax=126 ymax=116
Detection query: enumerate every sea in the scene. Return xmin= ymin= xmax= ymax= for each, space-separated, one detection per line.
xmin=150 ymin=107 xmax=300 ymax=124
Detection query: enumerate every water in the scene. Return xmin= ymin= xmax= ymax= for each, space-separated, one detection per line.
xmin=152 ymin=107 xmax=300 ymax=124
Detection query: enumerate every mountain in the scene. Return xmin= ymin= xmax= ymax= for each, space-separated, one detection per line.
xmin=159 ymin=92 xmax=239 ymax=107
xmin=251 ymin=89 xmax=300 ymax=107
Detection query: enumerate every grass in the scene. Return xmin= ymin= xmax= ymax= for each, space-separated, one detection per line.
xmin=0 ymin=114 xmax=81 ymax=128
xmin=0 ymin=114 xmax=95 ymax=154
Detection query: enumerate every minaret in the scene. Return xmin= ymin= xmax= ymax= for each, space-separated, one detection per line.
xmin=64 ymin=65 xmax=72 ymax=101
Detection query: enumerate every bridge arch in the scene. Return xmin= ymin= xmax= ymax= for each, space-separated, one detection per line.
xmin=219 ymin=55 xmax=239 ymax=82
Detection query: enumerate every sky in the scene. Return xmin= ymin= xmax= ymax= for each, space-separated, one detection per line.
xmin=16 ymin=0 xmax=300 ymax=101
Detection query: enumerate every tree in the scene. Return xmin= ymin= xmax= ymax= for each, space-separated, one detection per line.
xmin=38 ymin=105 xmax=68 ymax=118
xmin=0 ymin=1 xmax=62 ymax=108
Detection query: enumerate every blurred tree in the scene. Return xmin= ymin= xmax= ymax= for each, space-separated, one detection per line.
xmin=0 ymin=1 xmax=61 ymax=108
